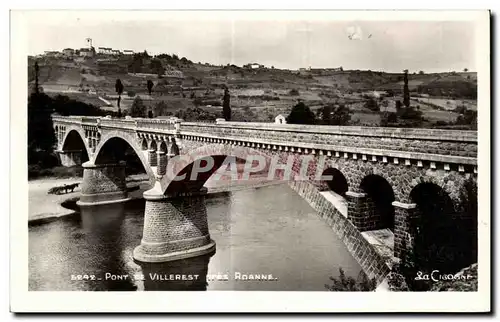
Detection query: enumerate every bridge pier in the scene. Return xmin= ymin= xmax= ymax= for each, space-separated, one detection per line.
xmin=77 ymin=160 xmax=130 ymax=206
xmin=392 ymin=201 xmax=417 ymax=258
xmin=346 ymin=191 xmax=377 ymax=231
xmin=133 ymin=185 xmax=216 ymax=263
xmin=56 ymin=149 xmax=84 ymax=167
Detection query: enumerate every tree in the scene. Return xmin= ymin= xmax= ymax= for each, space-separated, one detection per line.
xmin=130 ymin=97 xmax=146 ymax=118
xmin=396 ymin=100 xmax=402 ymax=111
xmin=464 ymin=68 xmax=469 ymax=72
xmin=28 ymin=61 xmax=57 ymax=165
xmin=403 ymin=69 xmax=410 ymax=108
xmin=147 ymin=79 xmax=154 ymax=95
xmin=153 ymin=100 xmax=169 ymax=116
xmin=320 ymin=104 xmax=350 ymax=125
xmin=34 ymin=61 xmax=39 ymax=94
xmin=286 ymin=101 xmax=316 ymax=125
xmin=222 ymin=87 xmax=231 ymax=121
xmin=365 ymin=97 xmax=379 ymax=112
xmin=115 ymin=79 xmax=124 ymax=117
xmin=418 ymin=70 xmax=424 ymax=75
xmin=150 ymin=59 xmax=165 ymax=77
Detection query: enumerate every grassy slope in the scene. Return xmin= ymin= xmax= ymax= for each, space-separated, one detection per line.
xmin=28 ymin=56 xmax=477 ymax=126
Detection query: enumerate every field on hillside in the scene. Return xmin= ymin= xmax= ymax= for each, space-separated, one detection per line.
xmin=28 ymin=55 xmax=477 ymax=129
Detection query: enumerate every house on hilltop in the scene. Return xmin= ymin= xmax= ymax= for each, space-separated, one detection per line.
xmin=244 ymin=63 xmax=265 ymax=69
xmin=62 ymin=48 xmax=75 ymax=57
xmin=79 ymin=48 xmax=95 ymax=58
xmin=123 ymin=50 xmax=134 ymax=55
xmin=44 ymin=51 xmax=62 ymax=58
xmin=98 ymin=47 xmax=113 ymax=55
xmin=275 ymin=114 xmax=287 ymax=124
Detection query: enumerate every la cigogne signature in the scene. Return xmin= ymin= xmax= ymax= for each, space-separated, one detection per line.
xmin=415 ymin=270 xmax=474 ymax=282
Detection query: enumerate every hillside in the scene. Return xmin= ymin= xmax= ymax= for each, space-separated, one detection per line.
xmin=27 ymin=54 xmax=477 ymax=128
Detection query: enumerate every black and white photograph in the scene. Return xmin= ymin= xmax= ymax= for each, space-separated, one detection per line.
xmin=10 ymin=9 xmax=490 ymax=313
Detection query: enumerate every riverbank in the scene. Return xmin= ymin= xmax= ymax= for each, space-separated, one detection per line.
xmin=28 ymin=174 xmax=283 ymax=224
xmin=28 ymin=174 xmax=151 ymax=224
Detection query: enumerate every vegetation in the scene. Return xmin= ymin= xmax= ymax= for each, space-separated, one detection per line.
xmin=175 ymin=107 xmax=217 ymax=122
xmin=380 ymin=111 xmax=398 ymax=127
xmin=318 ymin=104 xmax=350 ymax=125
xmin=286 ymin=101 xmax=316 ymax=125
xmin=364 ymin=97 xmax=379 ymax=112
xmin=455 ymin=109 xmax=477 ymax=129
xmin=28 ymin=92 xmax=57 ymax=166
xmin=153 ymin=101 xmax=170 ymax=117
xmin=222 ymin=87 xmax=231 ymax=121
xmin=115 ymin=79 xmax=124 ymax=117
xmin=130 ymin=97 xmax=147 ymax=118
xmin=289 ymin=88 xmax=300 ymax=96
xmin=28 ymin=61 xmax=56 ymax=167
xmin=147 ymin=80 xmax=154 ymax=95
xmin=28 ymin=165 xmax=84 ymax=180
xmin=325 ymin=268 xmax=377 ymax=291
xmin=403 ymin=69 xmax=410 ymax=108
xmin=52 ymin=95 xmax=116 ymax=117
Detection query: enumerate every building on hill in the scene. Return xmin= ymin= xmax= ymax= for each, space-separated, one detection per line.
xmin=98 ymin=47 xmax=116 ymax=55
xmin=275 ymin=114 xmax=287 ymax=124
xmin=112 ymin=49 xmax=121 ymax=56
xmin=62 ymin=48 xmax=75 ymax=57
xmin=123 ymin=50 xmax=134 ymax=55
xmin=44 ymin=51 xmax=62 ymax=58
xmin=244 ymin=63 xmax=264 ymax=69
xmin=79 ymin=48 xmax=95 ymax=58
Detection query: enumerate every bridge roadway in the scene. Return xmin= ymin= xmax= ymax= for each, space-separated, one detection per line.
xmin=52 ymin=116 xmax=478 ymax=282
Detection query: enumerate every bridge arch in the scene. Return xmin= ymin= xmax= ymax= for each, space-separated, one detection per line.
xmin=408 ymin=181 xmax=475 ymax=276
xmin=359 ymin=174 xmax=396 ymax=231
xmin=93 ymin=132 xmax=155 ymax=184
xmin=60 ymin=126 xmax=92 ymax=158
xmin=321 ymin=167 xmax=348 ymax=197
xmin=161 ymin=143 xmax=276 ymax=195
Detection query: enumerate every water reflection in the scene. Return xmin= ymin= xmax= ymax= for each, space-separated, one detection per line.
xmin=79 ymin=203 xmax=137 ymax=291
xmin=136 ymin=251 xmax=215 ymax=291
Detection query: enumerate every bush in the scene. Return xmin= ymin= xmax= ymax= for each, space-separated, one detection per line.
xmin=289 ymin=88 xmax=300 ymax=96
xmin=454 ymin=105 xmax=468 ymax=115
xmin=455 ymin=110 xmax=477 ymax=129
xmin=319 ymin=104 xmax=350 ymax=125
xmin=365 ymin=97 xmax=379 ymax=112
xmin=286 ymin=101 xmax=316 ymax=125
xmin=127 ymin=91 xmax=136 ymax=97
xmin=325 ymin=268 xmax=377 ymax=291
xmin=28 ymin=165 xmax=84 ymax=180
xmin=380 ymin=112 xmax=398 ymax=126
xmin=130 ymin=97 xmax=146 ymax=118
xmin=398 ymin=107 xmax=423 ymax=120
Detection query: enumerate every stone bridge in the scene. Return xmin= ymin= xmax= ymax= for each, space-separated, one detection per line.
xmin=52 ymin=115 xmax=478 ymax=282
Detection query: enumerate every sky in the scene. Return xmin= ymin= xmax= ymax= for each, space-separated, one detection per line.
xmin=23 ymin=12 xmax=478 ymax=73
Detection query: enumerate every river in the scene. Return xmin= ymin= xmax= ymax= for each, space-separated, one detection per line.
xmin=29 ymin=183 xmax=362 ymax=291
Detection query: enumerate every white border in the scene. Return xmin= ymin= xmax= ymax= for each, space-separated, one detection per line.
xmin=9 ymin=9 xmax=491 ymax=313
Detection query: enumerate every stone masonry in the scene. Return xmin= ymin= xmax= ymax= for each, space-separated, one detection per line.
xmin=77 ymin=160 xmax=129 ymax=206
xmin=133 ymin=185 xmax=216 ymax=263
xmin=53 ymin=116 xmax=477 ymax=268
